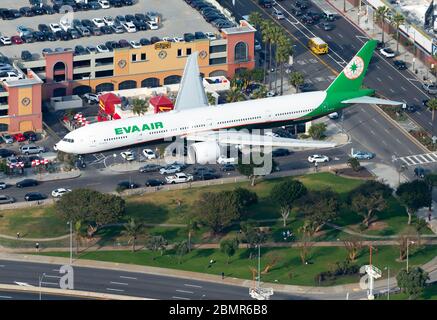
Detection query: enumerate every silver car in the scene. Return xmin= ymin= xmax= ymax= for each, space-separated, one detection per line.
xmin=0 ymin=195 xmax=15 ymax=204
xmin=1 ymin=134 xmax=14 ymax=144
xmin=423 ymin=83 xmax=437 ymax=95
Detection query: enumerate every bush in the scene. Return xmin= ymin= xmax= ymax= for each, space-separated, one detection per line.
xmin=314 ymin=260 xmax=359 ymax=284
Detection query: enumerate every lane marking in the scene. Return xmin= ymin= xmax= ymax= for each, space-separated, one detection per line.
xmin=0 ymin=295 xmax=12 ymax=299
xmin=41 ymin=281 xmax=59 ymax=286
xmin=184 ymin=284 xmax=202 ymax=288
xmin=172 ymin=296 xmax=190 ymax=300
xmin=176 ymin=289 xmax=194 ymax=294
xmin=45 ymin=275 xmax=61 ymax=279
xmin=110 ymin=281 xmax=129 ymax=286
xmin=107 ymin=288 xmax=125 ymax=292
xmin=120 ymin=276 xmax=137 ymax=280
xmin=14 ymin=282 xmax=32 ymax=287
xmin=0 ymin=265 xmax=5 ymax=267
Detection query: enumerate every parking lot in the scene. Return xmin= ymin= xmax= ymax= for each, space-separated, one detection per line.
xmin=0 ymin=0 xmax=217 ymax=59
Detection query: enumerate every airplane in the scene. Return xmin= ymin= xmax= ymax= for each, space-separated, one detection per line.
xmin=55 ymin=40 xmax=401 ymax=164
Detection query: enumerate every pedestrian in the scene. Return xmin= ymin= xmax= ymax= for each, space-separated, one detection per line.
xmin=35 ymin=242 xmax=39 ymax=252
xmin=429 ymin=212 xmax=432 ymax=222
xmin=221 ymin=272 xmax=224 ymax=280
xmin=16 ymin=232 xmax=20 ymax=239
xmin=314 ymin=162 xmax=318 ymax=172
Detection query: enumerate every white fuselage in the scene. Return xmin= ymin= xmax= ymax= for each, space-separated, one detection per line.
xmin=55 ymin=91 xmax=327 ymax=154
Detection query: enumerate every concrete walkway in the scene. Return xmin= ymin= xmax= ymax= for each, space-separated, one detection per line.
xmin=0 ymin=169 xmax=82 ymax=185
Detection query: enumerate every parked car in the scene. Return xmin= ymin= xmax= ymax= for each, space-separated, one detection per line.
xmin=393 ymin=60 xmax=407 ymax=70
xmin=92 ymin=18 xmax=105 ymax=28
xmin=0 ymin=182 xmax=6 ymax=190
xmin=217 ymin=155 xmax=235 ymax=164
xmin=19 ymin=144 xmax=44 ymax=155
xmin=160 ymin=165 xmax=181 ymax=175
xmin=111 ymin=24 xmax=124 ymax=33
xmin=139 ymin=164 xmax=161 ymax=173
xmin=49 ymin=23 xmax=62 ymax=33
xmin=0 ymin=36 xmax=11 ymax=45
xmin=0 ymin=71 xmax=23 ymax=82
xmin=379 ymin=47 xmax=396 ymax=58
xmin=16 ymin=179 xmax=39 ymax=188
xmin=23 ymin=131 xmax=37 ymax=141
xmin=24 ymin=192 xmax=46 ymax=201
xmin=351 ymin=150 xmax=375 ymax=160
xmin=307 ymin=154 xmax=329 ymax=163
xmin=423 ymin=83 xmax=437 ymax=95
xmin=122 ymin=21 xmax=136 ymax=33
xmin=13 ymin=133 xmax=26 ymax=142
xmin=21 ymin=50 xmax=33 ymax=61
xmin=98 ymin=0 xmax=111 ymax=9
xmin=51 ymin=188 xmax=72 ymax=198
xmin=96 ymin=44 xmax=110 ymax=53
xmin=145 ymin=179 xmax=165 ymax=187
xmin=0 ymin=195 xmax=15 ymax=204
xmin=142 ymin=148 xmax=156 ymax=159
xmin=117 ymin=181 xmax=139 ymax=190
xmin=221 ymin=164 xmax=235 ymax=172
xmin=272 ymin=148 xmax=291 ymax=157
xmin=1 ymin=134 xmax=14 ymax=144
xmin=0 ymin=149 xmax=15 ymax=158
xmin=11 ymin=36 xmax=24 ymax=44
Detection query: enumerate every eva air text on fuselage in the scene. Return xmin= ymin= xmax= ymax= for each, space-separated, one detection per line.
xmin=114 ymin=122 xmax=164 ymax=135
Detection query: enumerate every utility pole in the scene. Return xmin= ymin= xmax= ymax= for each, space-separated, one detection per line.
xmin=69 ymin=221 xmax=72 ymax=265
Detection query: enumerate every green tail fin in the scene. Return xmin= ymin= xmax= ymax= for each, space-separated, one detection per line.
xmin=326 ymin=40 xmax=377 ymax=94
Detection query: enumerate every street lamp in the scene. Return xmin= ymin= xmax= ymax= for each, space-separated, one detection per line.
xmin=397 ymin=163 xmax=407 ymax=186
xmin=384 ymin=266 xmax=390 ymax=300
xmin=67 ymin=221 xmax=72 ymax=265
xmin=39 ymin=273 xmax=46 ymax=301
xmin=406 ymin=239 xmax=415 ymax=272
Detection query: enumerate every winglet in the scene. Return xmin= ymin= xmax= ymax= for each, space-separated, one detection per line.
xmin=174 ymin=52 xmax=208 ymax=111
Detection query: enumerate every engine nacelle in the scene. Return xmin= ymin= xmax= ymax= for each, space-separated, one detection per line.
xmin=188 ymin=142 xmax=221 ymax=164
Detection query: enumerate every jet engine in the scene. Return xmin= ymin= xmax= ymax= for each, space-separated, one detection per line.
xmin=188 ymin=142 xmax=221 ymax=164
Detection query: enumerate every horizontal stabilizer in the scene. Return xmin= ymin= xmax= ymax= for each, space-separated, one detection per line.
xmin=186 ymin=131 xmax=336 ymax=149
xmin=341 ymin=96 xmax=403 ymax=105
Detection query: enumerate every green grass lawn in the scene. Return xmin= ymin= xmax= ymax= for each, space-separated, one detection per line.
xmin=40 ymin=244 xmax=437 ymax=287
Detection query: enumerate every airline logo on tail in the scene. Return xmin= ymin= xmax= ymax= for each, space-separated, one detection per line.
xmin=344 ymin=56 xmax=365 ymax=80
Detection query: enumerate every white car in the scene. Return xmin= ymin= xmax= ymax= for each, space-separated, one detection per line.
xmin=96 ymin=44 xmax=110 ymax=53
xmin=379 ymin=47 xmax=396 ymax=58
xmin=92 ymin=18 xmax=106 ymax=28
xmin=205 ymin=32 xmax=216 ymax=40
xmin=0 ymin=36 xmax=11 ymax=45
xmin=264 ymin=131 xmax=280 ymax=137
xmin=308 ymin=154 xmax=330 ymax=163
xmin=122 ymin=22 xmax=137 ymax=33
xmin=0 ymin=71 xmax=23 ymax=82
xmin=328 ymin=112 xmax=339 ymax=119
xmin=83 ymin=93 xmax=100 ymax=104
xmin=103 ymin=16 xmax=115 ymax=26
xmin=142 ymin=148 xmax=156 ymax=159
xmin=121 ymin=151 xmax=135 ymax=161
xmin=129 ymin=40 xmax=141 ymax=48
xmin=0 ymin=182 xmax=6 ymax=190
xmin=272 ymin=9 xmax=285 ymax=20
xmin=217 ymin=155 xmax=235 ymax=164
xmin=173 ymin=37 xmax=184 ymax=42
xmin=49 ymin=23 xmax=62 ymax=33
xmin=98 ymin=0 xmax=111 ymax=9
xmin=146 ymin=21 xmax=158 ymax=30
xmin=159 ymin=165 xmax=181 ymax=175
xmin=162 ymin=37 xmax=173 ymax=42
xmin=51 ymin=188 xmax=72 ymax=198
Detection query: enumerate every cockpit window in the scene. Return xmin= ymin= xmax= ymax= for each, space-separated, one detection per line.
xmin=62 ymin=138 xmax=74 ymax=143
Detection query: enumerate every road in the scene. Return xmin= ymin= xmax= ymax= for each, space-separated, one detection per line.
xmin=0 ymin=259 xmax=302 ymax=300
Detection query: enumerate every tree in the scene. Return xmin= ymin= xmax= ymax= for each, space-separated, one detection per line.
xmin=74 ymin=220 xmax=83 ymax=255
xmin=396 ymin=267 xmax=429 ymax=299
xmin=397 ymin=180 xmax=432 ymax=225
xmin=206 ymin=92 xmax=216 ymax=105
xmin=186 ymin=218 xmax=199 ymax=252
xmin=297 ymin=190 xmax=339 ymax=233
xmin=121 ymin=218 xmax=144 ymax=252
xmin=297 ymin=222 xmax=314 ymax=264
xmin=375 ymin=6 xmax=389 ymax=43
xmin=270 ymin=179 xmax=307 ymax=227
xmin=426 ymin=98 xmax=437 ymax=137
xmin=343 ymin=236 xmax=363 ymax=262
xmin=392 ymin=12 xmax=405 ymax=54
xmin=351 ymin=180 xmax=393 ymax=199
xmin=226 ymin=87 xmax=246 ymax=103
xmin=146 ymin=235 xmax=168 ymax=259
xmin=237 ymin=153 xmax=274 ymax=186
xmin=174 ymin=240 xmax=189 ymax=264
xmin=55 ymin=189 xmax=125 ymax=235
xmin=288 ymin=71 xmax=304 ymax=93
xmin=276 ymin=34 xmax=293 ymax=95
xmin=220 ymin=238 xmax=239 ymax=264
xmin=307 ymin=123 xmax=327 ymax=140
xmin=248 ymin=11 xmax=263 ymax=29
xmin=132 ymin=98 xmax=149 ymax=116
xmin=347 ymin=157 xmax=361 ymax=172
xmin=397 ymin=227 xmax=419 ymax=261
xmin=269 ymin=26 xmax=283 ymax=91
xmin=240 ymin=221 xmax=267 ymax=259
xmin=261 ymin=20 xmax=275 ymax=85
xmin=194 ymin=191 xmax=240 ymax=234
xmin=351 ymin=191 xmax=387 ymax=227
xmin=234 ymin=187 xmax=258 ymax=209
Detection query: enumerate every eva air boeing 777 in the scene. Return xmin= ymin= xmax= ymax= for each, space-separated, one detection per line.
xmin=55 ymin=40 xmax=400 ymax=163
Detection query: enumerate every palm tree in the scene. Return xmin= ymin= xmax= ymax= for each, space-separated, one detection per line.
xmin=186 ymin=219 xmax=199 ymax=252
xmin=206 ymin=92 xmax=216 ymax=105
xmin=121 ymin=218 xmax=144 ymax=252
xmin=132 ymin=98 xmax=149 ymax=116
xmin=427 ymin=98 xmax=437 ymax=137
xmin=226 ymin=87 xmax=246 ymax=103
xmin=251 ymin=85 xmax=268 ymax=99
xmin=276 ymin=35 xmax=293 ymax=95
xmin=392 ymin=12 xmax=405 ymax=54
xmin=270 ymin=26 xmax=284 ymax=92
xmin=261 ymin=20 xmax=275 ymax=87
xmin=288 ymin=71 xmax=304 ymax=93
xmin=248 ymin=12 xmax=263 ymax=29
xmin=375 ymin=6 xmax=389 ymax=44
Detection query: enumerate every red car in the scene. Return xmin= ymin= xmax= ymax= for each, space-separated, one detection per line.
xmin=11 ymin=36 xmax=24 ymax=44
xmin=13 ymin=133 xmax=26 ymax=142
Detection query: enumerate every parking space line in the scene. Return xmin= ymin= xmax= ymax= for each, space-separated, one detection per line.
xmin=110 ymin=281 xmax=129 ymax=286
xmin=107 ymin=288 xmax=124 ymax=292
xmin=172 ymin=296 xmax=190 ymax=300
xmin=120 ymin=276 xmax=137 ymax=280
xmin=176 ymin=289 xmax=194 ymax=294
xmin=0 ymin=296 xmax=12 ymax=299
xmin=184 ymin=284 xmax=202 ymax=288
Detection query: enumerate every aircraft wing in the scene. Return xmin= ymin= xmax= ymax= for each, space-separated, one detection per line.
xmin=341 ymin=96 xmax=403 ymax=105
xmin=174 ymin=52 xmax=208 ymax=111
xmin=185 ymin=131 xmax=336 ymax=149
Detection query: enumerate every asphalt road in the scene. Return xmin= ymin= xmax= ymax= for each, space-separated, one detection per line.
xmin=0 ymin=259 xmax=302 ymax=300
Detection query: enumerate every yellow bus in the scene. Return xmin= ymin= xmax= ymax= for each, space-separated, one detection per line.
xmin=308 ymin=37 xmax=328 ymax=55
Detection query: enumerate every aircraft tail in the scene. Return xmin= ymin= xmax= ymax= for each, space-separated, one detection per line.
xmin=326 ymin=40 xmax=377 ymax=94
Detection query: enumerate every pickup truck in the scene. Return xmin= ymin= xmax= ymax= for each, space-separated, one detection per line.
xmin=165 ymin=172 xmax=193 ymax=184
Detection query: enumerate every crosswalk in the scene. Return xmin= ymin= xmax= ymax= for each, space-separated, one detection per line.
xmin=398 ymin=152 xmax=437 ymax=166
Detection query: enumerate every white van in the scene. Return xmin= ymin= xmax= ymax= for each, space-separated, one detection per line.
xmin=20 ymin=144 xmax=45 ymax=155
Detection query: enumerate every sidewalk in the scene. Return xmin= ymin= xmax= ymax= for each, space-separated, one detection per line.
xmin=326 ymin=0 xmax=436 ymax=84
xmin=0 ymin=169 xmax=82 ymax=185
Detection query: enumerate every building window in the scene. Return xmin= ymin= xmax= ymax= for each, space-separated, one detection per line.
xmin=132 ymin=54 xmax=137 ymax=62
xmin=141 ymin=53 xmax=146 ymax=61
xmin=186 ymin=48 xmax=192 ymax=55
xmin=234 ymin=42 xmax=248 ymax=62
xmin=209 ymin=57 xmax=226 ymax=65
xmin=209 ymin=45 xmax=227 ymax=53
xmin=95 ymin=70 xmax=114 ymax=78
xmin=177 ymin=49 xmax=182 ymax=57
